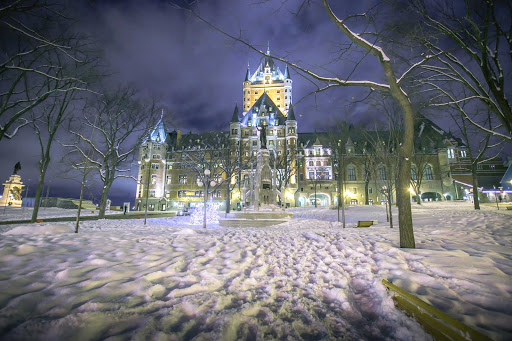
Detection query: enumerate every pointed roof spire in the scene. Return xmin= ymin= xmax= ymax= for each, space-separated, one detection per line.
xmin=244 ymin=65 xmax=250 ymax=82
xmin=267 ymin=40 xmax=270 ymax=55
xmin=287 ymin=105 xmax=296 ymax=121
xmin=284 ymin=65 xmax=290 ymax=79
xmin=231 ymin=103 xmax=239 ymax=123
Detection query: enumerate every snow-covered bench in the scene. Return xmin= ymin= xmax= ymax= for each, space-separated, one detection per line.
xmin=357 ymin=220 xmax=373 ymax=227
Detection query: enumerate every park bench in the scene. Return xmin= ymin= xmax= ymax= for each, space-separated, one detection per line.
xmin=382 ymin=279 xmax=490 ymax=340
xmin=357 ymin=220 xmax=374 ymax=227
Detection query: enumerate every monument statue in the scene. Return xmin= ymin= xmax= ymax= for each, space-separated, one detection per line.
xmin=13 ymin=161 xmax=21 ymax=175
xmin=257 ymin=124 xmax=267 ymax=149
xmin=1 ymin=162 xmax=24 ymax=207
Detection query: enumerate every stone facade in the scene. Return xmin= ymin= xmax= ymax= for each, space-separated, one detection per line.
xmin=134 ymin=54 xmax=481 ymax=211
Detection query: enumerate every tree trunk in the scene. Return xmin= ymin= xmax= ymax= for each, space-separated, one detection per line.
xmin=98 ymin=181 xmax=113 ymax=218
xmin=31 ymin=173 xmax=46 ymax=223
xmin=416 ymin=191 xmax=422 ymax=204
xmin=31 ymin=159 xmax=50 ymax=223
xmin=388 ymin=194 xmax=393 ymax=228
xmin=364 ymin=181 xmax=369 ymax=205
xmin=225 ymin=180 xmax=231 ymax=215
xmin=388 ymin=79 xmax=416 ymax=247
xmin=471 ymin=164 xmax=480 ymax=210
xmin=75 ymin=179 xmax=86 ymax=233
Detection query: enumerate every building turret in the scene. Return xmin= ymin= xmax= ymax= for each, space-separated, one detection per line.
xmin=230 ymin=104 xmax=241 ymax=141
xmin=284 ymin=65 xmax=290 ymax=79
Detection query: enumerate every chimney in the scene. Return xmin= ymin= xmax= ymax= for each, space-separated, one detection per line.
xmin=177 ymin=129 xmax=182 ymax=148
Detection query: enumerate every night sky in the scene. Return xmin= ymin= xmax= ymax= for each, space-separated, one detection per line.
xmin=0 ymin=0 xmax=509 ymax=206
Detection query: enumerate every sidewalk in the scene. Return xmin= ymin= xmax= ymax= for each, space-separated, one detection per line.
xmin=0 ymin=211 xmax=177 ymax=225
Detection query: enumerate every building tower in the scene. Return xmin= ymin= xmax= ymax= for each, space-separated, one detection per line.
xmin=242 ymin=46 xmax=292 ymax=116
xmin=135 ymin=117 xmax=168 ymax=211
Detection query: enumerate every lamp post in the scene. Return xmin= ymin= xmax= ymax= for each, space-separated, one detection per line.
xmin=496 ymin=186 xmax=503 ymax=210
xmin=197 ymin=168 xmax=216 ymax=229
xmin=143 ymin=144 xmax=152 ymax=225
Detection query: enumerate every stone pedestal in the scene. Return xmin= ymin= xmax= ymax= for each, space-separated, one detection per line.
xmin=256 ymin=148 xmax=276 ymax=207
xmin=0 ymin=174 xmax=24 ymax=207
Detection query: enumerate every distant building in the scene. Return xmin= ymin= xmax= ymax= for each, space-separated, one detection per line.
xmin=134 ymin=52 xmax=507 ymax=211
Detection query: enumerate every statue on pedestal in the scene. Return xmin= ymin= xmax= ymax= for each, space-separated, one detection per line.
xmin=257 ymin=124 xmax=267 ymax=149
xmin=0 ymin=161 xmax=24 ymax=207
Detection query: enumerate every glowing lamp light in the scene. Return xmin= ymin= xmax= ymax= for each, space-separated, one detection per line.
xmin=409 ymin=187 xmax=415 ymax=194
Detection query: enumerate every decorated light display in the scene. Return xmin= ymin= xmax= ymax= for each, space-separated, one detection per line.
xmin=190 ymin=201 xmax=220 ymax=225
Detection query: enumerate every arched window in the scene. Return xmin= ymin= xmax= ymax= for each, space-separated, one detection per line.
xmin=316 ymin=161 xmax=321 ymax=166
xmin=411 ymin=165 xmax=417 ymax=180
xmin=423 ymin=164 xmax=433 ymax=180
xmin=347 ymin=165 xmax=356 ymax=181
xmin=377 ymin=166 xmax=387 ymax=180
xmin=309 ymin=161 xmax=314 ymax=166
xmin=324 ymin=161 xmax=329 ymax=166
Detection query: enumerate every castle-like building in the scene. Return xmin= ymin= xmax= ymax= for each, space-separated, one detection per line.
xmin=135 ymin=52 xmax=480 ymax=212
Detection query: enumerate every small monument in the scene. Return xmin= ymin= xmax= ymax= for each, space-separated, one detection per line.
xmin=0 ymin=162 xmax=25 ymax=208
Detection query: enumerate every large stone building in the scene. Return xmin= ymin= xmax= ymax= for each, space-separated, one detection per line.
xmin=134 ymin=53 xmax=493 ymax=212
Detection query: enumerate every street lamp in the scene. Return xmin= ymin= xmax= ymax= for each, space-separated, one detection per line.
xmin=144 ymin=150 xmax=151 ymax=225
xmin=197 ymin=168 xmax=216 ymax=229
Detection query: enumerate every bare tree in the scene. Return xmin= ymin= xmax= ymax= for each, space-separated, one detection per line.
xmin=215 ymin=134 xmax=249 ymax=215
xmin=29 ymin=48 xmax=97 ymax=223
xmin=179 ymin=135 xmax=229 ymax=228
xmin=406 ymin=0 xmax=512 ymax=141
xmin=409 ymin=151 xmax=436 ymax=205
xmin=271 ymin=138 xmax=297 ymax=208
xmin=1 ymin=1 xmax=89 ymax=141
xmin=66 ymin=87 xmax=159 ymax=218
xmin=326 ymin=119 xmax=352 ymax=227
xmin=446 ymin=99 xmax=504 ymax=210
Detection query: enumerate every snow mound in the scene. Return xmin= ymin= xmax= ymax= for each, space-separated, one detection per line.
xmin=4 ymin=224 xmax=73 ymax=235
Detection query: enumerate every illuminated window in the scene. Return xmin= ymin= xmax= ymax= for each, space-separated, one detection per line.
xmin=151 ymin=175 xmax=157 ymax=184
xmin=347 ymin=166 xmax=356 ymax=181
xmin=447 ymin=148 xmax=455 ymax=158
xmin=377 ymin=166 xmax=387 ymax=180
xmin=166 ymin=176 xmax=172 ymax=184
xmin=423 ymin=165 xmax=433 ymax=180
xmin=179 ymin=175 xmax=187 ymax=184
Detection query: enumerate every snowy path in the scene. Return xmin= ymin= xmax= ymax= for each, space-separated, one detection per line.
xmin=0 ymin=202 xmax=510 ymax=340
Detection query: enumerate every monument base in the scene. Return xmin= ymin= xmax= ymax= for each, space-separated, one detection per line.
xmin=0 ymin=174 xmax=24 ymax=207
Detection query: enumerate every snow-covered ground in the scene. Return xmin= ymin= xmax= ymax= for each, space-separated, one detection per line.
xmin=0 ymin=201 xmax=510 ymax=340
xmin=0 ymin=207 xmax=120 ymax=222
